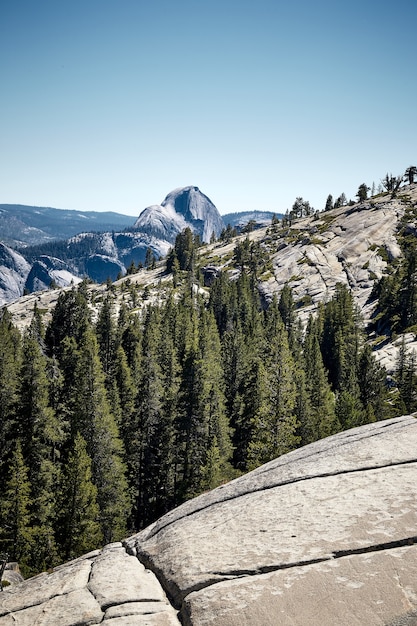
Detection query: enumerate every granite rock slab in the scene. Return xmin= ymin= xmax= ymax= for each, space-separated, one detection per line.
xmin=1 ymin=415 xmax=416 ymax=625
xmin=125 ymin=415 xmax=417 ymax=625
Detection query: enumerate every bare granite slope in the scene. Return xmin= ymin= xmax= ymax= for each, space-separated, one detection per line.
xmin=1 ymin=415 xmax=416 ymax=625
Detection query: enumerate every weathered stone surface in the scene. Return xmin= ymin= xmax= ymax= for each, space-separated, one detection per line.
xmin=125 ymin=415 xmax=417 ymax=624
xmin=104 ymin=601 xmax=176 ymax=619
xmin=103 ymin=616 xmax=181 ymax=625
xmin=1 ymin=416 xmax=416 ymax=625
xmin=31 ymin=589 xmax=101 ymax=626
xmin=0 ymin=545 xmax=180 ymax=625
xmin=88 ymin=544 xmax=167 ymax=610
xmin=182 ymin=545 xmax=417 ymax=626
xmin=0 ymin=559 xmax=92 ymax=616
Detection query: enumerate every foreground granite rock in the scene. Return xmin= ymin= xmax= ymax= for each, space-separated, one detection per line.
xmin=1 ymin=415 xmax=417 ymax=625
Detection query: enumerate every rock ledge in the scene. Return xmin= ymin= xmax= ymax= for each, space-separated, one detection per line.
xmin=1 ymin=415 xmax=417 ymax=625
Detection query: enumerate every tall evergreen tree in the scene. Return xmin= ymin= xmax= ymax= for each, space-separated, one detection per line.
xmin=133 ymin=307 xmax=165 ymax=527
xmin=17 ymin=330 xmax=63 ymax=572
xmin=303 ymin=316 xmax=338 ymax=442
xmin=248 ymin=315 xmax=299 ymax=469
xmin=0 ymin=310 xmax=21 ymax=476
xmin=196 ymin=309 xmax=233 ymax=486
xmin=0 ymin=442 xmax=32 ymax=575
xmin=96 ymin=294 xmax=117 ymax=379
xmin=71 ymin=327 xmax=130 ymax=542
xmin=45 ymin=284 xmax=91 ymax=358
xmin=57 ymin=433 xmax=102 ymax=560
xmin=357 ymin=344 xmax=389 ymax=420
xmin=320 ymin=283 xmax=362 ymax=393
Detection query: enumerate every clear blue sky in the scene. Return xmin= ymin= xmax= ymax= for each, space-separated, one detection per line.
xmin=1 ymin=0 xmax=416 ymax=217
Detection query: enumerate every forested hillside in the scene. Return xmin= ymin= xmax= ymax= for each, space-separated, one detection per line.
xmin=2 ymin=177 xmax=417 ymax=578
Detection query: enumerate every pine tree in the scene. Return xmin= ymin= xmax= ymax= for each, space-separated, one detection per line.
xmin=221 ymin=323 xmax=251 ymax=470
xmin=72 ymin=326 xmax=130 ymax=543
xmin=278 ymin=285 xmax=298 ymax=352
xmin=133 ymin=307 xmax=165 ymax=527
xmin=394 ymin=338 xmax=417 ymax=413
xmin=96 ymin=294 xmax=116 ymax=379
xmin=303 ymin=316 xmax=338 ymax=442
xmin=0 ymin=442 xmax=32 ymax=574
xmin=45 ymin=284 xmax=91 ymax=359
xmin=320 ymin=283 xmax=362 ymax=393
xmin=16 ymin=331 xmax=63 ymax=572
xmin=196 ymin=309 xmax=233 ymax=487
xmin=156 ymin=304 xmax=181 ymax=513
xmin=248 ymin=316 xmax=299 ymax=469
xmin=57 ymin=433 xmax=102 ymax=560
xmin=356 ymin=183 xmax=370 ymax=202
xmin=335 ymin=390 xmax=366 ymax=430
xmin=357 ymin=344 xmax=389 ymax=419
xmin=0 ymin=310 xmax=21 ymax=476
xmin=324 ymin=194 xmax=334 ymax=212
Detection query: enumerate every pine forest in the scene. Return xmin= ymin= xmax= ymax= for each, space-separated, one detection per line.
xmin=1 ymin=222 xmax=416 ymax=578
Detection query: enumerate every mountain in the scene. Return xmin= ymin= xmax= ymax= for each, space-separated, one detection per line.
xmin=133 ymin=186 xmax=225 ymax=243
xmin=5 ymin=182 xmax=417 ymax=373
xmin=24 ymin=256 xmax=81 ymax=293
xmin=0 ymin=204 xmax=135 ymax=247
xmin=222 ymin=209 xmax=281 ymax=228
xmin=0 ymin=243 xmax=31 ymax=303
xmin=0 ymin=187 xmax=225 ymax=303
xmin=0 ymin=242 xmax=81 ymax=306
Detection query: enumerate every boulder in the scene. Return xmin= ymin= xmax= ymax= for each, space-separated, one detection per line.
xmin=126 ymin=415 xmax=417 ymax=625
xmin=1 ymin=416 xmax=416 ymax=625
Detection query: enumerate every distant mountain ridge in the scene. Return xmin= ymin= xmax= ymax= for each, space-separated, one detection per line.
xmin=0 ymin=187 xmax=226 ymax=304
xmin=222 ymin=210 xmax=281 ymax=228
xmin=0 ymin=204 xmax=136 ymax=247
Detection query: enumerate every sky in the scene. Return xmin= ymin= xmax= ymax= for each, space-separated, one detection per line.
xmin=1 ymin=0 xmax=416 ymax=218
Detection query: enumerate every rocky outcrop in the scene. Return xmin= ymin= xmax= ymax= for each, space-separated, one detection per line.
xmin=0 ymin=243 xmax=31 ymax=306
xmin=259 ymin=196 xmax=407 ymax=325
xmin=133 ymin=187 xmax=225 ymax=244
xmin=0 ymin=543 xmax=181 ymax=625
xmin=1 ymin=415 xmax=416 ymax=625
xmin=24 ymin=256 xmax=81 ymax=293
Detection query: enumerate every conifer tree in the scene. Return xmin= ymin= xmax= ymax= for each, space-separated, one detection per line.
xmin=96 ymin=294 xmax=117 ymax=379
xmin=113 ymin=345 xmax=137 ymax=447
xmin=0 ymin=310 xmax=21 ymax=475
xmin=335 ymin=390 xmax=366 ymax=430
xmin=303 ymin=316 xmax=338 ymax=442
xmin=221 ymin=322 xmax=251 ymax=470
xmin=248 ymin=315 xmax=299 ymax=469
xmin=156 ymin=303 xmax=181 ymax=512
xmin=0 ymin=442 xmax=32 ymax=574
xmin=320 ymin=283 xmax=361 ymax=393
xmin=324 ymin=194 xmax=334 ymax=212
xmin=196 ymin=309 xmax=233 ymax=486
xmin=133 ymin=306 xmax=165 ymax=526
xmin=71 ymin=326 xmax=130 ymax=543
xmin=357 ymin=344 xmax=389 ymax=419
xmin=278 ymin=284 xmax=299 ymax=353
xmin=17 ymin=330 xmax=63 ymax=571
xmin=394 ymin=338 xmax=417 ymax=413
xmin=57 ymin=433 xmax=102 ymax=560
xmin=45 ymin=284 xmax=91 ymax=358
